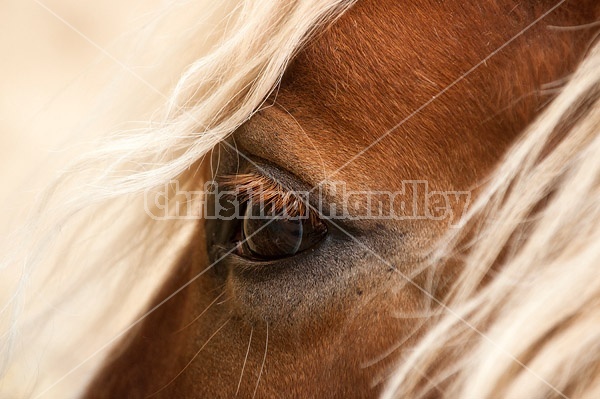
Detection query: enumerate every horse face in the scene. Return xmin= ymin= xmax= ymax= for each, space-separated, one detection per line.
xmin=88 ymin=0 xmax=597 ymax=397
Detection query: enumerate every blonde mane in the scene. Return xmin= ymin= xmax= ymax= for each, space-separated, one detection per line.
xmin=385 ymin=42 xmax=600 ymax=399
xmin=1 ymin=1 xmax=599 ymax=397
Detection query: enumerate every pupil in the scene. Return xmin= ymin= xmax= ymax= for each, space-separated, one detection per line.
xmin=242 ymin=202 xmax=325 ymax=259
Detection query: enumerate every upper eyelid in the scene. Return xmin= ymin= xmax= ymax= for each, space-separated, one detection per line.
xmin=217 ymin=173 xmax=311 ymax=217
xmin=218 ymin=173 xmax=289 ymax=203
xmin=215 ymin=160 xmax=334 ymax=219
xmin=219 ymin=173 xmax=282 ymax=193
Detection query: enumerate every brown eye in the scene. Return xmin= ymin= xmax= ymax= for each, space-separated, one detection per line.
xmin=241 ymin=202 xmax=327 ymax=259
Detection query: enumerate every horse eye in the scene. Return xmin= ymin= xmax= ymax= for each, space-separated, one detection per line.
xmin=240 ymin=202 xmax=327 ymax=260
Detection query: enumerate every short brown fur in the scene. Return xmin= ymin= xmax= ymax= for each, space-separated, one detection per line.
xmin=86 ymin=1 xmax=599 ymax=397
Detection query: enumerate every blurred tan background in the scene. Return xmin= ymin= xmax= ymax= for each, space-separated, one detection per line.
xmin=1 ymin=0 xmax=242 ymax=395
xmin=1 ymin=1 xmax=163 ymax=396
xmin=0 ymin=0 xmax=161 ymax=233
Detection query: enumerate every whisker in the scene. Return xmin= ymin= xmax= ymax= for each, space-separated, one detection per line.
xmin=236 ymin=326 xmax=254 ymax=397
xmin=171 ymin=290 xmax=226 ymax=334
xmin=547 ymin=21 xmax=600 ymax=31
xmin=252 ymin=321 xmax=269 ymax=399
xmin=147 ymin=318 xmax=230 ymax=398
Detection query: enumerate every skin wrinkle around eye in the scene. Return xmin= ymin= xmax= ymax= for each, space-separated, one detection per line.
xmin=201 ymin=156 xmax=417 ymax=330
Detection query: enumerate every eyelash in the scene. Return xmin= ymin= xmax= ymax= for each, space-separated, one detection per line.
xmin=219 ymin=173 xmax=309 ymax=217
xmin=218 ymin=173 xmax=327 ymax=260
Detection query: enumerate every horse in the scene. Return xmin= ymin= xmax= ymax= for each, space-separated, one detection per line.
xmin=2 ymin=0 xmax=600 ymax=398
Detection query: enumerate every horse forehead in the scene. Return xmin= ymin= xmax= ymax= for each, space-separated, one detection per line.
xmin=242 ymin=1 xmax=511 ymax=186
xmin=239 ymin=0 xmax=590 ymax=190
xmin=278 ymin=0 xmax=509 ymax=130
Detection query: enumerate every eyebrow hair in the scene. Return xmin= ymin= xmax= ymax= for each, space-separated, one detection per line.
xmin=219 ymin=173 xmax=315 ymax=219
